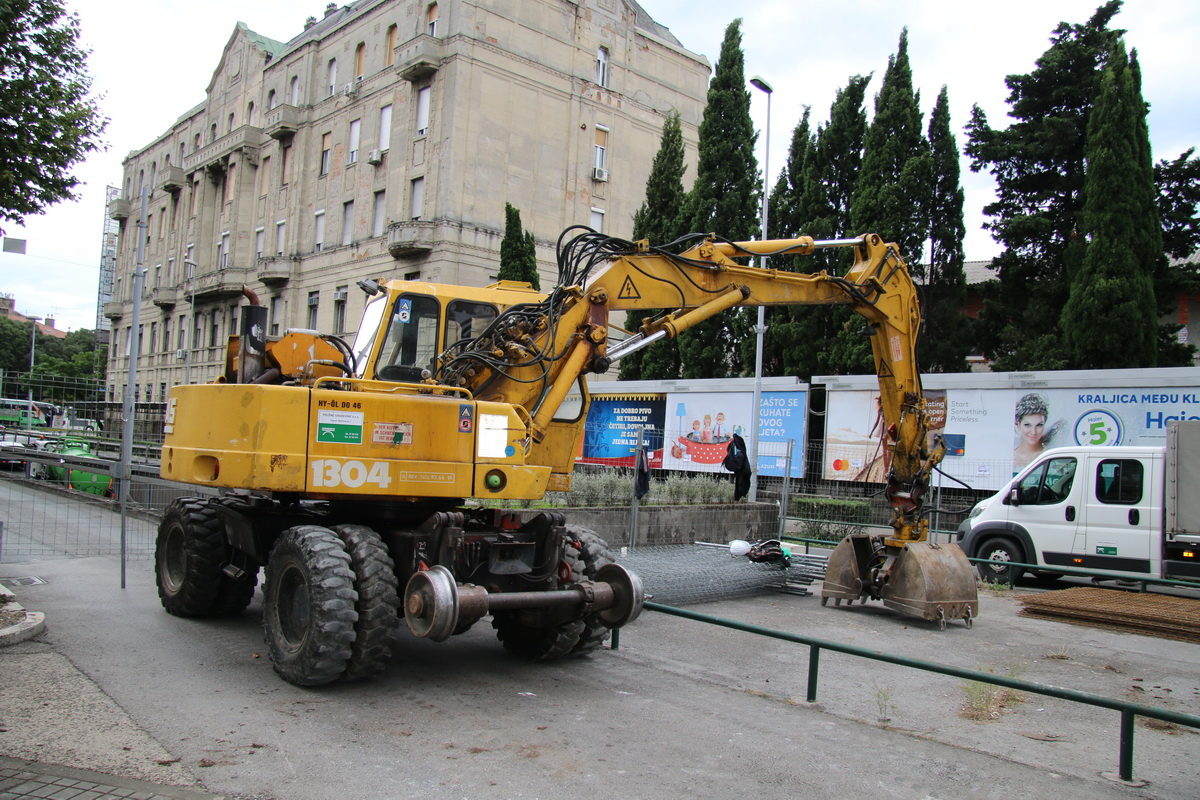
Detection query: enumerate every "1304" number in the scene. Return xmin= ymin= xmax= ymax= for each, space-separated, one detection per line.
xmin=310 ymin=459 xmax=393 ymax=489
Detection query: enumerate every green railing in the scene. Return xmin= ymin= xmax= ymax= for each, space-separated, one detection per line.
xmin=626 ymin=600 xmax=1200 ymax=783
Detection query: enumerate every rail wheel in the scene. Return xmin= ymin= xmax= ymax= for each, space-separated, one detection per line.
xmin=331 ymin=524 xmax=400 ymax=681
xmin=262 ymin=525 xmax=358 ymax=686
xmin=156 ymin=497 xmax=255 ymax=617
xmin=567 ymin=526 xmax=616 ymax=656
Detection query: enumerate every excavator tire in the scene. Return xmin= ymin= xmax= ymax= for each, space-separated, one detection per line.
xmin=262 ymin=525 xmax=358 ymax=686
xmin=331 ymin=524 xmax=400 ymax=681
xmin=156 ymin=497 xmax=254 ymax=617
xmin=568 ymin=526 xmax=615 ymax=656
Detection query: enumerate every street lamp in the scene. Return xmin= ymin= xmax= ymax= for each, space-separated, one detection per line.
xmin=748 ymin=75 xmax=773 ymax=502
xmin=26 ymin=316 xmax=42 ymax=431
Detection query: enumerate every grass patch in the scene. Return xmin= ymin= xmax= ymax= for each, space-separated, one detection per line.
xmin=960 ymin=663 xmax=1027 ymax=721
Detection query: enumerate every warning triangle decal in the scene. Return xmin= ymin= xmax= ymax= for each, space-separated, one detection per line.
xmin=618 ymin=276 xmax=641 ymax=300
xmin=876 ymin=359 xmax=894 ymax=379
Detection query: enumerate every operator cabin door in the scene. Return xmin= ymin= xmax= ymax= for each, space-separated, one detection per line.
xmin=1007 ymin=456 xmax=1081 ymax=562
xmin=1081 ymin=454 xmax=1155 ymax=575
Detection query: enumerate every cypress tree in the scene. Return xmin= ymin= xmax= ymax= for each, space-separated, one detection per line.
xmin=678 ymin=18 xmax=760 ymax=379
xmin=1061 ymin=44 xmax=1158 ymax=367
xmin=921 ymin=86 xmax=970 ymax=373
xmin=838 ymin=28 xmax=930 ymax=374
xmin=498 ymin=203 xmax=539 ymax=289
xmin=965 ymin=1 xmax=1124 ymax=370
xmin=621 ymin=111 xmax=687 ymax=380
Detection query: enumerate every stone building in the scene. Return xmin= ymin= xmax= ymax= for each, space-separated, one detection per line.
xmin=102 ymin=0 xmax=709 ymax=401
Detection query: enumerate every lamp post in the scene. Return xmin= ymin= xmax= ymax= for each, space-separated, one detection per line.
xmin=26 ymin=316 xmax=42 ymax=431
xmin=748 ymin=75 xmax=773 ymax=502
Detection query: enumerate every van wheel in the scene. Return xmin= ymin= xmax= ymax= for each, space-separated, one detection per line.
xmin=977 ymin=537 xmax=1024 ymax=584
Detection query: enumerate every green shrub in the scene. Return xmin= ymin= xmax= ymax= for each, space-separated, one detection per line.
xmin=790 ymin=495 xmax=871 ymax=523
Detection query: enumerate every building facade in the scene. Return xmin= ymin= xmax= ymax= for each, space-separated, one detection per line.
xmin=103 ymin=0 xmax=709 ymax=401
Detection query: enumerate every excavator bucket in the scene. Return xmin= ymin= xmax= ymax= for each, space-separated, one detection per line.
xmin=822 ymin=535 xmax=979 ymax=627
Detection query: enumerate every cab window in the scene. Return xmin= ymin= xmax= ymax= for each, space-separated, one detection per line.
xmin=1095 ymin=459 xmax=1143 ymax=505
xmin=1015 ymin=457 xmax=1076 ymax=505
xmin=376 ymin=294 xmax=440 ymax=382
xmin=444 ymin=300 xmax=497 ymax=353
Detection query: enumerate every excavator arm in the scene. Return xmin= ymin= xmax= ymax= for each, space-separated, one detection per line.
xmin=431 ymin=228 xmax=975 ymax=626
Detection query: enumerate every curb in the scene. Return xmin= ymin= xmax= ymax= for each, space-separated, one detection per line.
xmin=0 ymin=580 xmax=46 ymax=646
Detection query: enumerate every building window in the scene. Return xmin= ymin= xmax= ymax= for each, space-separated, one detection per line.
xmin=255 ymin=227 xmax=265 ymax=259
xmin=594 ymin=124 xmax=608 ymax=171
xmin=275 ymin=220 xmax=286 ymax=255
xmin=267 ymin=89 xmax=277 ymax=109
xmin=153 ymin=264 xmax=161 ymax=287
xmin=348 ymin=118 xmax=361 ymax=164
xmin=289 ymin=75 xmax=300 ymax=105
xmin=327 ymin=58 xmax=338 ymax=97
xmin=372 ymin=190 xmax=386 ymax=237
xmin=227 ymin=112 xmax=235 ymax=133
xmin=590 ymin=207 xmax=605 ymax=232
xmin=160 ymin=383 xmax=167 ymax=402
xmin=280 ymin=144 xmax=292 ymax=186
xmin=166 ymin=257 xmax=175 ymax=285
xmin=185 ymin=244 xmax=194 ymax=273
xmin=378 ymin=104 xmax=392 ymax=151
xmin=163 ymin=319 xmax=171 ymax=353
xmin=269 ymin=296 xmax=281 ymax=336
xmin=385 ymin=24 xmax=397 ymax=66
xmin=246 ymin=101 xmax=255 ymax=126
xmin=410 ymin=177 xmax=424 ymax=221
xmin=354 ymin=42 xmax=365 ymax=81
xmin=192 ymin=313 xmax=202 ymax=350
xmin=307 ymin=291 xmax=319 ymax=329
xmin=210 ymin=313 xmax=220 ymax=347
xmin=342 ymin=201 xmax=354 ymax=246
xmin=177 ymin=315 xmax=186 ymax=349
xmin=149 ymin=322 xmax=157 ymax=353
xmin=333 ymin=285 xmax=348 ymax=333
xmin=319 ymin=133 xmax=331 ymax=175
xmin=596 ymin=46 xmax=609 ymax=87
xmin=415 ymin=86 xmax=430 ymax=136
xmin=260 ymin=155 xmax=271 ymax=194
xmin=314 ymin=210 xmax=325 ymax=252
xmin=426 ymin=3 xmax=439 ymax=36
xmin=218 ymin=232 xmax=230 ymax=268
xmin=223 ymin=162 xmax=235 ymax=202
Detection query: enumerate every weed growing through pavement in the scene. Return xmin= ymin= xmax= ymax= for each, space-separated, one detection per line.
xmin=873 ymin=683 xmax=896 ymax=724
xmin=960 ymin=663 xmax=1027 ymax=721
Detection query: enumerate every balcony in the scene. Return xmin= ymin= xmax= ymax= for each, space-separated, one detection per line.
xmin=263 ymin=104 xmax=304 ymax=141
xmin=395 ymin=34 xmax=445 ymax=82
xmin=182 ymin=125 xmax=265 ymax=174
xmin=387 ymin=221 xmax=436 ymax=258
xmin=158 ymin=165 xmax=185 ymax=194
xmin=257 ymin=256 xmax=294 ymax=285
xmin=187 ymin=266 xmax=253 ymax=301
xmin=102 ymin=300 xmax=124 ymax=320
xmin=108 ymin=198 xmax=131 ymax=220
xmin=150 ymin=286 xmax=178 ymax=308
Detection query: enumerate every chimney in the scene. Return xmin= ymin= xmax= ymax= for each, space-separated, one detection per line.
xmin=304 ymin=16 xmax=317 ymax=29
xmin=324 ymin=3 xmax=338 ymax=18
xmin=44 ymin=318 xmax=55 ymax=330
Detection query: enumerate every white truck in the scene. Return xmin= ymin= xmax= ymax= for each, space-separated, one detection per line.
xmin=956 ymin=420 xmax=1200 ymax=584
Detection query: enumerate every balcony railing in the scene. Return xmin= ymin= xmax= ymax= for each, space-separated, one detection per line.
xmin=186 ymin=267 xmax=253 ymax=301
xmin=158 ymin=165 xmax=185 ymax=194
xmin=182 ymin=125 xmax=265 ymax=173
xmin=102 ymin=301 xmax=124 ymax=320
xmin=108 ymin=198 xmax=131 ymax=221
xmin=257 ymin=256 xmax=294 ymax=285
xmin=396 ymin=34 xmax=445 ymax=82
xmin=150 ymin=287 xmax=178 ymax=308
xmin=263 ymin=104 xmax=305 ymax=140
xmin=387 ymin=220 xmax=436 ymax=258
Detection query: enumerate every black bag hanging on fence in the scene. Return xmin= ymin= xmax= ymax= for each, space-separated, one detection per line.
xmin=723 ymin=434 xmax=747 ymax=473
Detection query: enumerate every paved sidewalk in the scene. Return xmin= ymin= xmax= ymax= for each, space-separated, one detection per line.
xmin=0 ymin=758 xmax=223 ymax=800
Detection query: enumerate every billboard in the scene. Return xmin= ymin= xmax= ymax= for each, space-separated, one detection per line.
xmin=579 ymin=395 xmax=665 ymax=468
xmin=824 ymin=383 xmax=1200 ymax=490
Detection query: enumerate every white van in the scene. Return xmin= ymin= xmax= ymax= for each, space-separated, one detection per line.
xmin=956 ymin=420 xmax=1200 ymax=584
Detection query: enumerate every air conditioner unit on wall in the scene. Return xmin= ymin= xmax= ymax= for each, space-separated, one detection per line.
xmin=333 ymin=289 xmax=348 ymax=301
xmin=367 ymin=148 xmax=383 ymax=165
xmin=591 ymin=167 xmax=609 ymax=182
xmin=175 ymin=349 xmax=186 ymax=360
xmin=342 ymin=82 xmax=359 ymax=98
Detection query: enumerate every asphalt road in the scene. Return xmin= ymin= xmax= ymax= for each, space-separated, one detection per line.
xmin=2 ymin=551 xmax=1198 ymax=800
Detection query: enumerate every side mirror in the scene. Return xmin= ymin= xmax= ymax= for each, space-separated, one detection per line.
xmin=1007 ymin=488 xmax=1020 ymax=507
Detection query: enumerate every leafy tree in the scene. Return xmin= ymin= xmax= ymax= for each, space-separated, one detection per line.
xmin=498 ymin=203 xmax=539 ymax=289
xmin=965 ymin=1 xmax=1124 ymax=370
xmin=621 ymin=111 xmax=687 ymax=380
xmin=836 ymin=29 xmax=929 ymax=374
xmin=1060 ymin=44 xmax=1159 ymax=367
xmin=1155 ymin=148 xmax=1200 ymax=261
xmin=0 ymin=0 xmax=108 ymax=233
xmin=677 ymin=18 xmax=760 ymax=379
xmin=765 ymin=76 xmax=869 ymax=380
xmin=920 ymin=86 xmax=970 ymax=373
xmin=34 ymin=328 xmax=106 ymax=381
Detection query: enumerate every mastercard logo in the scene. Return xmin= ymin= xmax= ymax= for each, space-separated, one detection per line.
xmin=831 ymin=459 xmax=850 ymax=471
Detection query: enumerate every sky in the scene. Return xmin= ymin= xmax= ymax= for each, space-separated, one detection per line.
xmin=0 ymin=0 xmax=1195 ymax=332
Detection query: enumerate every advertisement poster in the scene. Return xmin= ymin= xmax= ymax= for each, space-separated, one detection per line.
xmin=824 ymin=385 xmax=1200 ymax=490
xmin=757 ymin=390 xmax=808 ymax=478
xmin=664 ymin=391 xmax=754 ymax=473
xmin=578 ymin=395 xmax=665 ymax=468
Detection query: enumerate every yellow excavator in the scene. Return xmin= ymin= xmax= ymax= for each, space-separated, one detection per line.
xmin=157 ymin=227 xmax=978 ymax=686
